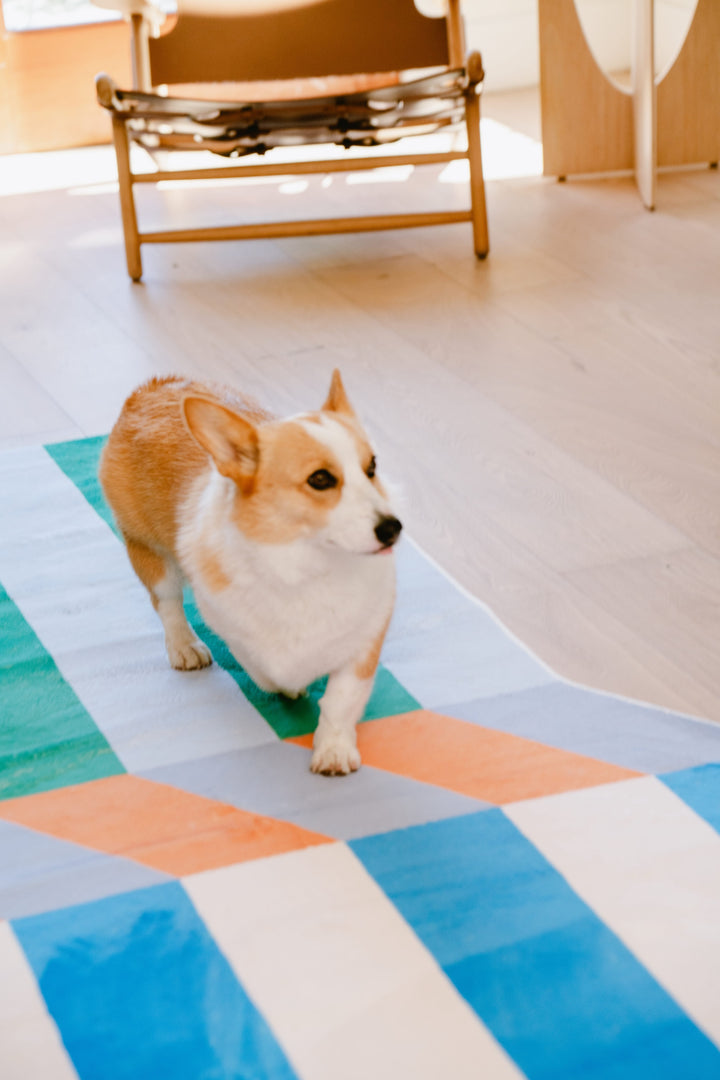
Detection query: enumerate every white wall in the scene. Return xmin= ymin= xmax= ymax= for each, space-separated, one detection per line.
xmin=654 ymin=0 xmax=699 ymax=76
xmin=422 ymin=0 xmax=698 ymax=92
xmin=463 ymin=0 xmax=540 ymax=91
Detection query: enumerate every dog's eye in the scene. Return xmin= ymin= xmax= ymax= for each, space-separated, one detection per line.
xmin=366 ymin=456 xmax=377 ymax=479
xmin=307 ymin=469 xmax=337 ymax=491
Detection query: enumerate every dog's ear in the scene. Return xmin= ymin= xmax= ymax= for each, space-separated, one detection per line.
xmin=183 ymin=395 xmax=259 ymax=494
xmin=321 ymin=368 xmax=356 ymax=418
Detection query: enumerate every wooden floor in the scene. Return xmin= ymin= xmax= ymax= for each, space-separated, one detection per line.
xmin=1 ymin=88 xmax=718 ymax=724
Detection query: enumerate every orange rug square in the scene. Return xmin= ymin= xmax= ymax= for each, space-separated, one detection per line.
xmin=289 ymin=710 xmax=640 ymax=803
xmin=0 ymin=774 xmax=332 ymax=876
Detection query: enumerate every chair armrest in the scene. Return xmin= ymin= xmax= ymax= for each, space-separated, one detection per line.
xmin=465 ymin=50 xmax=484 ymax=88
xmin=96 ymin=73 xmax=121 ymax=110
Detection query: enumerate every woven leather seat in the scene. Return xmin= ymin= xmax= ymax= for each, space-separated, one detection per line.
xmin=94 ymin=0 xmax=488 ymax=280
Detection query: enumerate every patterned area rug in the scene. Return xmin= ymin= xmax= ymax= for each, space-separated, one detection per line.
xmin=1 ymin=437 xmax=720 ymax=1080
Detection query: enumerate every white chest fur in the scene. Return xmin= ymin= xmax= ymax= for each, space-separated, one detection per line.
xmin=178 ymin=474 xmax=396 ymax=695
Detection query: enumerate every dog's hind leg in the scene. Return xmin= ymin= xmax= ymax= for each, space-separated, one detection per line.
xmin=125 ymin=537 xmax=212 ymax=671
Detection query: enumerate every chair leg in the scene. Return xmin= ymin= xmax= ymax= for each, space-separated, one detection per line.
xmin=464 ymin=88 xmax=489 ymax=259
xmin=111 ymin=116 xmax=143 ymax=281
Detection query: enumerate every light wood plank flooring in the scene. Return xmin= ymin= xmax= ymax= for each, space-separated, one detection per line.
xmin=1 ymin=88 xmax=718 ymax=723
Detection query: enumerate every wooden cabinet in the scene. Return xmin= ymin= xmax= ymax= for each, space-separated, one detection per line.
xmin=539 ymin=0 xmax=720 ymax=208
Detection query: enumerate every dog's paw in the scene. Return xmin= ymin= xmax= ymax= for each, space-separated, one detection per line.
xmin=167 ymin=639 xmax=213 ymax=671
xmin=310 ymin=740 xmax=361 ymax=776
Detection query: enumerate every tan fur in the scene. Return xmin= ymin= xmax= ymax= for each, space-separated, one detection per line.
xmin=100 ymin=375 xmax=276 ymax=552
xmin=326 ymin=411 xmax=378 ymax=477
xmin=322 ymin=368 xmax=355 ymax=417
xmin=354 ymin=606 xmax=394 ymax=680
xmin=324 ymin=410 xmax=387 ymax=498
xmin=125 ymin=537 xmax=168 ymax=598
xmin=319 ymin=371 xmax=375 ymax=470
xmin=183 ymin=395 xmax=260 ymax=497
xmin=100 ymin=376 xmax=207 ymax=554
xmin=230 ymin=421 xmax=344 ymax=544
xmin=197 ymin=545 xmax=232 ymax=593
xmin=101 ymin=376 xmax=354 ymax=555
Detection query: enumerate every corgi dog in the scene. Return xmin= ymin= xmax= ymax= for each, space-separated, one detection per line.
xmin=99 ymin=370 xmax=401 ymax=776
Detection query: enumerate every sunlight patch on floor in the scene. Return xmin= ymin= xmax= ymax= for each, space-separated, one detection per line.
xmin=345 ymin=165 xmax=415 ymax=186
xmin=0 ymin=116 xmax=543 ymax=200
xmin=470 ymin=118 xmax=543 ymax=181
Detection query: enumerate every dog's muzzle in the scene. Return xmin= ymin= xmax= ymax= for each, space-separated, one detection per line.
xmin=374 ymin=515 xmax=403 ymax=548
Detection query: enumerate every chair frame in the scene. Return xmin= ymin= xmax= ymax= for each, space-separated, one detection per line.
xmin=97 ymin=0 xmax=488 ymax=281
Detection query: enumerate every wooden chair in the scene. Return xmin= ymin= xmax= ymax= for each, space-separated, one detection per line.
xmin=94 ymin=0 xmax=488 ymax=281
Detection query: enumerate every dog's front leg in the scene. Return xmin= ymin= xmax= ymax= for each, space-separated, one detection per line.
xmin=311 ymin=665 xmax=375 ymax=776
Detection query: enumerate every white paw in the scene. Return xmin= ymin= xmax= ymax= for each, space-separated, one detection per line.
xmin=310 ymin=739 xmax=361 ymax=776
xmin=167 ymin=638 xmax=213 ymax=671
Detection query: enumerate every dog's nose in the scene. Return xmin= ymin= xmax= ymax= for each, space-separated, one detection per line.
xmin=375 ymin=515 xmax=403 ymax=547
